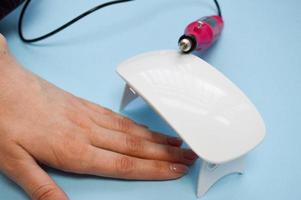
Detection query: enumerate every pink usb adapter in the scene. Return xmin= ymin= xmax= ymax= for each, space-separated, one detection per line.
xmin=178 ymin=15 xmax=224 ymax=54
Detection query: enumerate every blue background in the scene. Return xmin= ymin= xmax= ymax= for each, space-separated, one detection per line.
xmin=0 ymin=0 xmax=300 ymax=199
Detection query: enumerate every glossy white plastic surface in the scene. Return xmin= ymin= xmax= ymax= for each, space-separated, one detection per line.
xmin=117 ymin=50 xmax=265 ymax=164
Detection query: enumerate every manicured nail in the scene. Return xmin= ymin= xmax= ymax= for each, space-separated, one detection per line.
xmin=170 ymin=164 xmax=189 ymax=174
xmin=167 ymin=137 xmax=183 ymax=146
xmin=183 ymin=149 xmax=198 ymax=160
xmin=136 ymin=122 xmax=149 ymax=129
xmin=141 ymin=125 xmax=149 ymax=129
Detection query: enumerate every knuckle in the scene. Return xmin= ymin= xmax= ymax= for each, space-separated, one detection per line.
xmin=51 ymin=141 xmax=90 ymax=172
xmin=65 ymin=109 xmax=92 ymax=132
xmin=125 ymin=136 xmax=143 ymax=154
xmin=31 ymin=184 xmax=60 ymax=200
xmin=114 ymin=156 xmax=135 ymax=177
xmin=116 ymin=117 xmax=134 ymax=133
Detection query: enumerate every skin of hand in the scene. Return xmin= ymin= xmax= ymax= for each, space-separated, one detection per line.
xmin=0 ymin=34 xmax=198 ymax=200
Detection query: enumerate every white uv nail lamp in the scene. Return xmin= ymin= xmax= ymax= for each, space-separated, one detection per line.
xmin=117 ymin=50 xmax=266 ymax=197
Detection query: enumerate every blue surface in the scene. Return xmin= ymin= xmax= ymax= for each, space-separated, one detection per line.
xmin=0 ymin=0 xmax=300 ymax=199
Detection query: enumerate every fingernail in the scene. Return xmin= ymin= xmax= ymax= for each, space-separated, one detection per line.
xmin=183 ymin=149 xmax=198 ymax=160
xmin=136 ymin=123 xmax=149 ymax=129
xmin=170 ymin=164 xmax=189 ymax=174
xmin=141 ymin=125 xmax=149 ymax=129
xmin=167 ymin=137 xmax=183 ymax=146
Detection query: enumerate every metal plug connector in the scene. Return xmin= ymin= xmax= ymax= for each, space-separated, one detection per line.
xmin=178 ymin=35 xmax=196 ymax=54
xmin=179 ymin=38 xmax=192 ymax=53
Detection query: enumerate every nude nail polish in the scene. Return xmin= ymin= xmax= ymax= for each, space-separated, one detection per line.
xmin=183 ymin=149 xmax=198 ymax=160
xmin=167 ymin=137 xmax=183 ymax=146
xmin=170 ymin=164 xmax=189 ymax=174
xmin=136 ymin=122 xmax=149 ymax=129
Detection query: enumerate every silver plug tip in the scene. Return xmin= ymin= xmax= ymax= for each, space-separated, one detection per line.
xmin=179 ymin=38 xmax=192 ymax=53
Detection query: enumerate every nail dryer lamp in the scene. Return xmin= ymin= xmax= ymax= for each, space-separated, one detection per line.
xmin=117 ymin=50 xmax=266 ymax=197
xmin=116 ymin=1 xmax=265 ymax=197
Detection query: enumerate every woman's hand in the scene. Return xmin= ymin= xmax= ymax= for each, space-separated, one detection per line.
xmin=0 ymin=35 xmax=198 ymax=200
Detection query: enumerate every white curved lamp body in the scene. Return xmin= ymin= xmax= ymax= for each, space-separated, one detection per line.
xmin=117 ymin=50 xmax=266 ymax=197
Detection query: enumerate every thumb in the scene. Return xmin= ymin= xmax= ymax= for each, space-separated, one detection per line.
xmin=2 ymin=147 xmax=68 ymax=200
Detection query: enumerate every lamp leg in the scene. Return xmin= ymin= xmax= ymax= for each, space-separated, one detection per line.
xmin=197 ymin=156 xmax=245 ymax=198
xmin=119 ymin=84 xmax=138 ymax=111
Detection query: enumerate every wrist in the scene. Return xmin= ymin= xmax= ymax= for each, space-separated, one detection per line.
xmin=0 ymin=34 xmax=24 ymax=76
xmin=0 ymin=33 xmax=8 ymax=56
xmin=0 ymin=37 xmax=26 ymax=100
xmin=0 ymin=34 xmax=12 ymax=73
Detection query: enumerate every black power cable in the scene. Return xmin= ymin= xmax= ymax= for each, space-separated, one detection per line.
xmin=214 ymin=0 xmax=222 ymax=17
xmin=18 ymin=0 xmax=135 ymax=43
xmin=18 ymin=0 xmax=222 ymax=43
